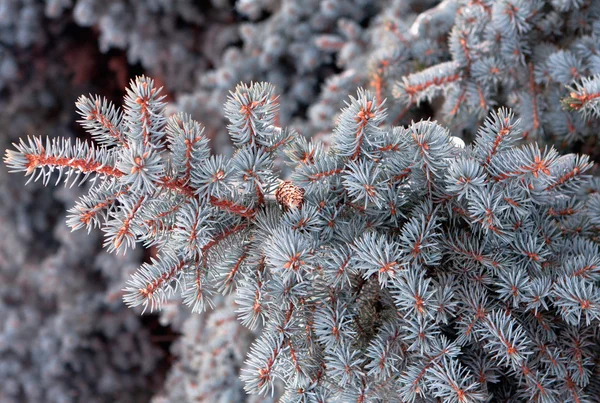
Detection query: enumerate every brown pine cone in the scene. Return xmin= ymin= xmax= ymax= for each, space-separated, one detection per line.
xmin=275 ymin=181 xmax=304 ymax=210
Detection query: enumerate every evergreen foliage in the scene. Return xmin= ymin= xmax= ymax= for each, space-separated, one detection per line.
xmin=5 ymin=77 xmax=600 ymax=402
xmin=308 ymin=0 xmax=600 ymax=159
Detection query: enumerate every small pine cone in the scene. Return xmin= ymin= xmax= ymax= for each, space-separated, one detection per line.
xmin=275 ymin=181 xmax=304 ymax=210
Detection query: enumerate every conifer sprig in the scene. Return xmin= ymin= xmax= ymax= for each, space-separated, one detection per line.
xmin=4 ymin=77 xmax=599 ymax=401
